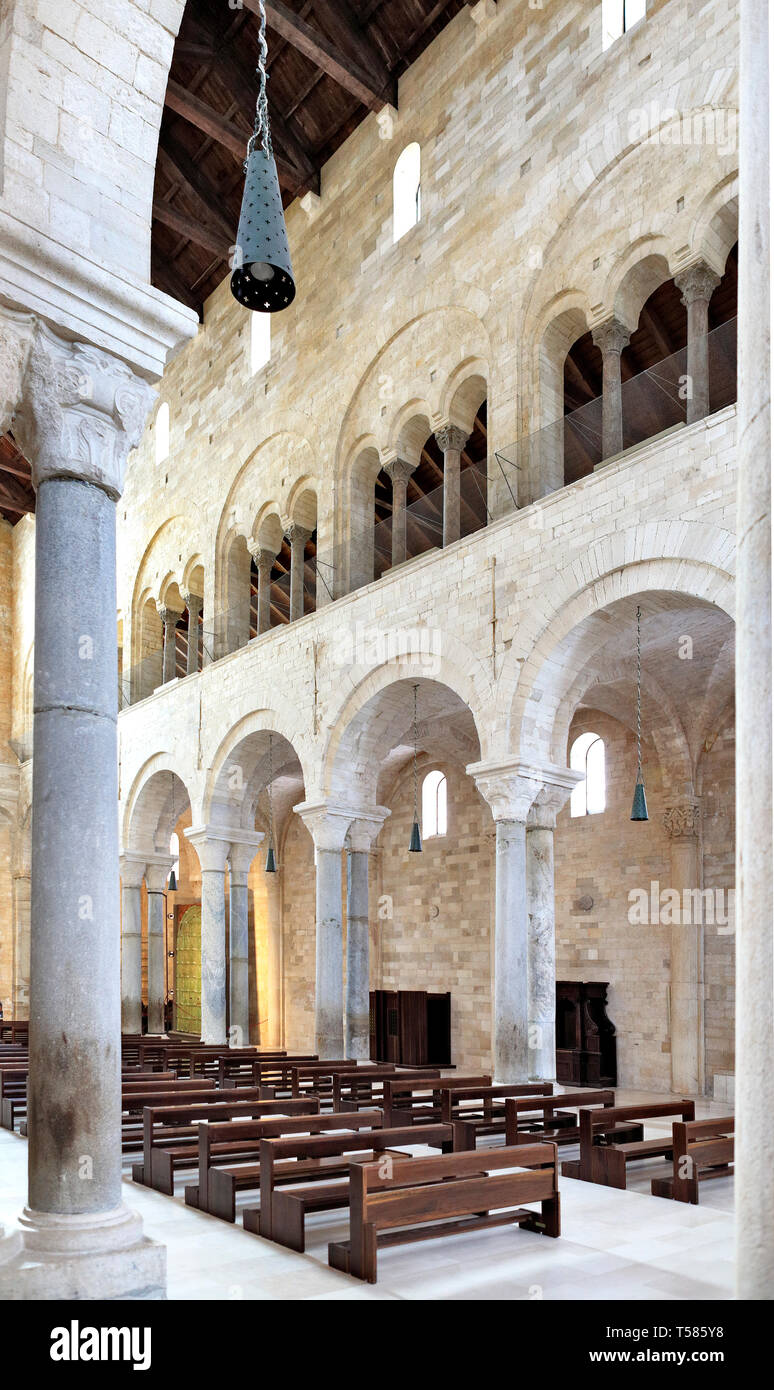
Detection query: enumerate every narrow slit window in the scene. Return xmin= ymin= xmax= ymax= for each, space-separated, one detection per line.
xmin=570 ymin=733 xmax=606 ymax=817
xmin=393 ymin=143 xmax=421 ymax=243
xmin=251 ymin=312 xmax=271 ymax=375
xmin=422 ymin=769 xmax=447 ymax=839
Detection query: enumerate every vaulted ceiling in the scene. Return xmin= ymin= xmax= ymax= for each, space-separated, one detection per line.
xmin=152 ymin=0 xmax=469 ymax=310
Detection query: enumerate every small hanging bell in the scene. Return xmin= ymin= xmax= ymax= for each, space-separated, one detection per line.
xmin=265 ymin=843 xmax=277 ymax=874
xmin=231 ymin=148 xmax=295 ymax=313
xmin=409 ymin=820 xmax=423 ymax=853
xmin=630 ymin=776 xmax=649 ymax=822
xmin=168 ymin=867 xmax=177 ymax=893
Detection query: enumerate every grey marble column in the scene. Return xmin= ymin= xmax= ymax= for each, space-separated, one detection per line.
xmin=592 ymin=317 xmax=631 ymax=459
xmin=435 ymin=424 xmax=468 ymax=547
xmin=525 ymin=780 xmax=577 ymax=1080
xmin=145 ymin=859 xmax=173 ymax=1035
xmin=675 ymin=263 xmax=721 ymax=424
xmin=228 ymin=835 xmax=263 ymax=1047
xmin=287 ymin=523 xmax=312 ymax=622
xmin=384 ymin=457 xmax=417 ymax=567
xmin=157 ymin=603 xmax=182 ymax=684
xmin=736 ymin=0 xmax=773 ymax=1301
xmin=345 ymin=812 xmax=389 ymax=1059
xmin=0 ymin=323 xmax=163 ymax=1298
xmin=185 ymin=828 xmax=231 ymax=1044
xmin=119 ymin=855 xmax=146 ymax=1035
xmin=663 ymin=805 xmax=703 ymax=1094
xmin=265 ymin=868 xmax=283 ymax=1048
xmin=250 ymin=544 xmax=275 ymax=635
xmin=182 ymin=590 xmax=202 ymax=675
xmin=296 ymin=803 xmax=353 ymax=1058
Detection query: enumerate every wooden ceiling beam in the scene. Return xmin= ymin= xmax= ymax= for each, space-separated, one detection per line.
xmin=157 ymin=138 xmax=236 ymax=241
xmin=152 ymin=199 xmax=232 ymax=260
xmin=253 ymin=0 xmax=395 ymax=111
xmin=165 ymin=79 xmax=248 ymax=159
xmin=311 ymin=0 xmax=391 ymax=79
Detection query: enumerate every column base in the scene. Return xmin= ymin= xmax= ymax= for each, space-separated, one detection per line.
xmin=0 ymin=1204 xmax=166 ymax=1300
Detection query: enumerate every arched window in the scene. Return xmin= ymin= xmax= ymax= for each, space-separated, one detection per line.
xmin=602 ymin=0 xmax=647 ymax=50
xmin=169 ymin=832 xmax=180 ymax=882
xmin=570 ymin=733 xmax=606 ymax=817
xmin=393 ymin=143 xmax=421 ymax=243
xmin=422 ymin=769 xmax=447 ymax=839
xmin=251 ymin=312 xmax=271 ymax=375
xmin=155 ymin=401 xmax=169 ymax=465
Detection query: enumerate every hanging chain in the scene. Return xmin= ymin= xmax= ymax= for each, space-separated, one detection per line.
xmin=267 ymin=732 xmax=275 ymax=849
xmin=412 ymin=683 xmax=419 ymax=821
xmin=635 ymin=604 xmax=643 ymax=778
xmin=247 ymin=0 xmax=273 ymax=164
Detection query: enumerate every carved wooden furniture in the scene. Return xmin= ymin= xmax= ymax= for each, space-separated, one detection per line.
xmin=369 ymin=989 xmax=451 ymax=1066
xmin=555 ymin=980 xmax=617 ymax=1086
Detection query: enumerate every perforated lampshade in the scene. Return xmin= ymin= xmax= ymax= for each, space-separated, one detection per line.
xmin=630 ymin=777 xmax=649 ymax=822
xmin=409 ymin=820 xmax=422 ymax=853
xmin=265 ymin=844 xmax=277 ymax=874
xmin=231 ymin=148 xmax=295 ymax=313
xmin=168 ymin=867 xmax=177 ymax=893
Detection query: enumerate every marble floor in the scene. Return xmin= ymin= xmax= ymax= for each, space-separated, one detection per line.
xmin=0 ymin=1088 xmax=734 ymax=1301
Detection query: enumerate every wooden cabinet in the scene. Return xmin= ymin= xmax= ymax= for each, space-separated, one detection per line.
xmin=556 ymin=980 xmax=617 ymax=1087
xmin=369 ymin=990 xmax=451 ymax=1066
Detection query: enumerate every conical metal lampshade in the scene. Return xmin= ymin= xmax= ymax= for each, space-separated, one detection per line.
xmin=265 ymin=843 xmax=277 ymax=873
xmin=409 ymin=820 xmax=422 ymax=853
xmin=630 ymin=778 xmax=649 ymax=822
xmin=231 ymin=148 xmax=295 ymax=313
xmin=168 ymin=867 xmax=177 ymax=893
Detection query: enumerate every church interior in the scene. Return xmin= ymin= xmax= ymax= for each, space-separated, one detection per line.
xmin=0 ymin=0 xmax=771 ymax=1312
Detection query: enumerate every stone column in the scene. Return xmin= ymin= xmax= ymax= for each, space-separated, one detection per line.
xmin=249 ymin=543 xmax=275 ymax=635
xmin=286 ymin=523 xmax=312 ymax=622
xmin=0 ymin=323 xmax=163 ymax=1299
xmin=663 ymin=804 xmax=704 ymax=1093
xmin=383 ymin=457 xmax=417 ymax=567
xmin=182 ymin=590 xmax=202 ymax=675
xmin=145 ymin=858 xmax=174 ymax=1036
xmin=295 ymin=802 xmax=355 ymax=1058
xmin=526 ymin=779 xmax=578 ymax=1080
xmin=265 ymin=867 xmax=283 ymax=1048
xmin=157 ymin=603 xmax=182 ymax=684
xmin=185 ymin=827 xmax=231 ymax=1044
xmin=592 ymin=317 xmax=631 ymax=459
xmin=736 ymin=0 xmax=773 ymax=1301
xmin=675 ymin=263 xmax=721 ymax=424
xmin=228 ymin=833 xmax=264 ymax=1047
xmin=435 ymin=425 xmax=469 ymax=547
xmin=345 ymin=811 xmax=389 ymax=1059
xmin=119 ymin=854 xmax=146 ymax=1035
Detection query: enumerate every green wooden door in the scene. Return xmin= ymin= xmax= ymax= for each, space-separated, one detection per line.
xmin=174 ymin=905 xmax=201 ymax=1035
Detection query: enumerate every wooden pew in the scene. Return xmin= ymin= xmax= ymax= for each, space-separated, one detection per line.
xmin=651 ymin=1115 xmax=734 ymax=1203
xmin=440 ymin=1082 xmax=555 ymax=1144
xmin=561 ymin=1100 xmax=696 ymax=1188
xmin=133 ymin=1095 xmax=318 ymax=1194
xmin=254 ymin=1122 xmax=465 ymax=1250
xmin=1 ymin=1068 xmax=180 ymax=1132
xmin=329 ymin=1141 xmax=560 ymax=1282
xmin=218 ymin=1052 xmax=310 ymax=1089
xmin=119 ymin=1079 xmax=223 ymax=1153
xmin=196 ymin=1109 xmax=386 ymax=1222
xmin=381 ymin=1074 xmax=495 ymax=1127
xmin=502 ymin=1090 xmax=631 ymax=1149
xmin=332 ymin=1067 xmax=440 ymax=1113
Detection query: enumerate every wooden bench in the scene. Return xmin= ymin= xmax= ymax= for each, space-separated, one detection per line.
xmin=381 ymin=1074 xmax=494 ymax=1127
xmin=329 ymin=1141 xmax=560 ymax=1282
xmin=252 ymin=1122 xmax=464 ymax=1250
xmin=651 ymin=1115 xmax=734 ymax=1203
xmin=439 ymin=1082 xmax=555 ymax=1144
xmin=561 ymin=1100 xmax=696 ymax=1188
xmin=503 ymin=1090 xmax=636 ymax=1148
xmin=195 ymin=1109 xmax=387 ymax=1222
xmin=218 ymin=1053 xmax=315 ymax=1089
xmin=332 ymin=1067 xmax=440 ymax=1113
xmin=132 ymin=1094 xmax=318 ymax=1193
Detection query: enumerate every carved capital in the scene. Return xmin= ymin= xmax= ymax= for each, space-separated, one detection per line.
xmin=592 ymin=317 xmax=631 ymax=357
xmin=674 ymin=261 xmax=721 ymax=308
xmin=435 ymin=424 xmax=469 ymax=455
xmin=347 ymin=807 xmax=391 ymax=853
xmin=468 ymin=757 xmax=583 ymax=824
xmin=248 ymin=539 xmax=276 ymax=574
xmin=663 ymin=803 xmax=700 ymax=839
xmin=12 ymin=324 xmax=156 ymax=499
xmin=181 ymin=591 xmax=202 ymax=615
xmin=156 ymin=603 xmax=183 ymax=628
xmin=0 ymin=307 xmax=36 ymax=434
xmin=383 ymin=456 xmax=417 ymax=488
xmin=285 ymin=522 xmax=313 ymax=547
xmin=293 ymin=800 xmax=359 ymax=852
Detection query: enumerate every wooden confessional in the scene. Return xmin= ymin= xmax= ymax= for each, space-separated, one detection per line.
xmin=369 ymin=989 xmax=452 ymax=1066
xmin=555 ymin=980 xmax=617 ymax=1086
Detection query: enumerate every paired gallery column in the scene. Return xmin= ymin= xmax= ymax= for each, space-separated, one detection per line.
xmin=249 ymin=543 xmax=275 ymax=635
xmin=119 ymin=854 xmax=146 ymax=1035
xmin=674 ymin=262 xmax=721 ymax=423
xmin=228 ymin=832 xmax=264 ymax=1047
xmin=435 ymin=425 xmax=468 ymax=547
xmin=286 ymin=523 xmax=312 ymax=622
xmin=663 ymin=803 xmax=703 ymax=1094
xmin=182 ymin=590 xmax=202 ymax=675
xmin=592 ymin=317 xmax=631 ymax=459
xmin=295 ymin=801 xmax=354 ymax=1058
xmin=345 ymin=811 xmax=389 ymax=1058
xmin=145 ymin=857 xmax=174 ymax=1035
xmin=736 ymin=0 xmax=773 ymax=1301
xmin=0 ymin=321 xmax=163 ymax=1299
xmin=185 ymin=826 xmax=231 ymax=1044
xmin=158 ymin=602 xmax=182 ymax=684
xmin=383 ymin=457 xmax=417 ymax=567
xmin=526 ymin=777 xmax=579 ymax=1080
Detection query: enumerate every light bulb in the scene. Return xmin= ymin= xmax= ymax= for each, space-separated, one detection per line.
xmin=250 ymin=262 xmax=275 ymax=282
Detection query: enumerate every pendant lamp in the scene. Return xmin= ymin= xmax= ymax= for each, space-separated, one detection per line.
xmin=231 ymin=0 xmax=295 ymax=313
xmin=630 ymin=604 xmax=649 ymax=821
xmin=265 ymin=732 xmax=278 ymax=872
xmin=409 ymin=683 xmax=423 ymax=852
